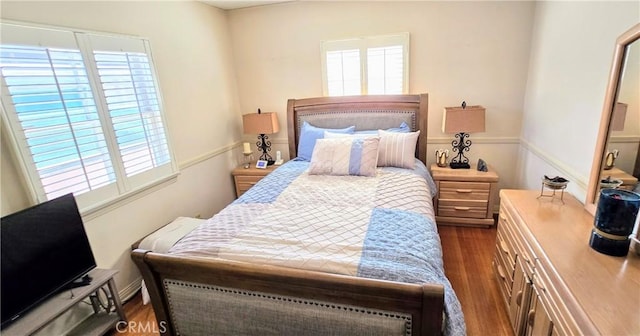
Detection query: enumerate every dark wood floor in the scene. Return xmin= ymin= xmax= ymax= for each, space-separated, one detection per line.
xmin=439 ymin=225 xmax=513 ymax=336
xmin=114 ymin=225 xmax=511 ymax=336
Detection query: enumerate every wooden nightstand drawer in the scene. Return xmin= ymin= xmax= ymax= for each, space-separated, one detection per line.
xmin=438 ymin=199 xmax=488 ymax=218
xmin=235 ymin=176 xmax=261 ymax=196
xmin=439 ymin=181 xmax=490 ymax=201
xmin=232 ymin=164 xmax=277 ymax=198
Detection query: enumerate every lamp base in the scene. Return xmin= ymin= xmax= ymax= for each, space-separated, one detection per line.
xmin=449 ymin=162 xmax=471 ymax=169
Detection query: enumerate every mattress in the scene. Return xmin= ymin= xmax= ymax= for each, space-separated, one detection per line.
xmin=169 ymin=160 xmax=465 ymax=335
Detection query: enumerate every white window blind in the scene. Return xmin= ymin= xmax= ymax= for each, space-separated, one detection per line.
xmin=0 ymin=23 xmax=176 ymax=211
xmin=325 ymin=49 xmax=361 ymax=96
xmin=94 ymin=51 xmax=170 ymax=177
xmin=367 ymin=45 xmax=404 ymax=95
xmin=321 ymin=33 xmax=409 ymax=96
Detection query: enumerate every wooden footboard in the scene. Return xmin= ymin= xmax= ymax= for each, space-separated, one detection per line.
xmin=131 ymin=249 xmax=444 ymax=336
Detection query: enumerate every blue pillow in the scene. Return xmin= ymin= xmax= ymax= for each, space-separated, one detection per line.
xmin=353 ymin=121 xmax=411 ymax=135
xmin=297 ymin=122 xmax=355 ymax=161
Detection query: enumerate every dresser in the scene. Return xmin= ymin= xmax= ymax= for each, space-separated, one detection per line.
xmin=430 ymin=164 xmax=499 ymax=227
xmin=495 ymin=190 xmax=640 ymax=335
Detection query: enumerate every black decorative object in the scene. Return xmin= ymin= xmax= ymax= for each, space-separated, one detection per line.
xmin=538 ymin=175 xmax=569 ymax=203
xmin=256 ymin=135 xmax=273 ymax=164
xmin=477 ymin=158 xmax=488 ymax=172
xmin=589 ymin=189 xmax=640 ymax=256
xmin=450 ymin=133 xmax=472 ymax=169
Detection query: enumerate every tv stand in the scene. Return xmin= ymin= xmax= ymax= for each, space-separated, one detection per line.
xmin=3 ymin=269 xmax=126 ymax=336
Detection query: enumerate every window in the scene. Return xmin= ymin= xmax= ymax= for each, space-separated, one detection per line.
xmin=0 ymin=23 xmax=176 ymax=211
xmin=321 ymin=33 xmax=409 ymax=96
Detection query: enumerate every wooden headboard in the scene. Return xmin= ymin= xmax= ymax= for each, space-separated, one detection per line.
xmin=286 ymin=94 xmax=429 ymax=164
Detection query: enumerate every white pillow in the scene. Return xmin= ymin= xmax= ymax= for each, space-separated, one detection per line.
xmin=309 ymin=137 xmax=380 ymax=177
xmin=324 ymin=131 xmax=377 ymax=139
xmin=377 ymin=129 xmax=420 ymax=169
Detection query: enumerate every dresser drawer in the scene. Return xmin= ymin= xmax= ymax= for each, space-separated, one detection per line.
xmin=497 ymin=212 xmax=517 ymax=267
xmin=493 ymin=256 xmax=512 ymax=305
xmin=496 ymin=230 xmax=516 ymax=281
xmin=235 ymin=175 xmax=262 ymax=196
xmin=439 ymin=181 xmax=490 ymax=201
xmin=500 ymin=205 xmax=536 ymax=276
xmin=438 ymin=199 xmax=488 ymax=218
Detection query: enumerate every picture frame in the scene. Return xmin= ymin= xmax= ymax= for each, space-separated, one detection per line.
xmin=255 ymin=160 xmax=268 ymax=169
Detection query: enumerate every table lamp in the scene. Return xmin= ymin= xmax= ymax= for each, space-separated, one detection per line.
xmin=442 ymin=102 xmax=485 ymax=169
xmin=242 ymin=108 xmax=280 ymax=165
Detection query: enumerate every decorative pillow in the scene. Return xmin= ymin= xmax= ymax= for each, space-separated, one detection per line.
xmin=297 ymin=122 xmax=355 ymax=161
xmin=354 ymin=122 xmax=411 ymax=135
xmin=324 ymin=131 xmax=377 ymax=139
xmin=309 ymin=137 xmax=380 ymax=177
xmin=377 ymin=129 xmax=420 ymax=169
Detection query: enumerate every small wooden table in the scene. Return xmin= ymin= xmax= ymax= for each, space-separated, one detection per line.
xmin=430 ymin=163 xmax=499 ymax=227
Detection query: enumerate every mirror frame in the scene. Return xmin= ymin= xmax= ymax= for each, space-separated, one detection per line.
xmin=586 ymin=23 xmax=640 ymax=215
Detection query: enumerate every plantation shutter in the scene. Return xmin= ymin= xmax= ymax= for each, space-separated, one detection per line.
xmin=0 ymin=24 xmax=118 ymax=203
xmin=1 ymin=23 xmax=176 ymax=211
xmin=367 ymin=45 xmax=404 ymax=94
xmin=325 ymin=49 xmax=361 ymax=96
xmin=91 ymin=37 xmax=171 ymax=181
xmin=321 ymin=33 xmax=409 ymax=96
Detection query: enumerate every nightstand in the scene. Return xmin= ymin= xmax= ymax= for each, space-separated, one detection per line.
xmin=430 ymin=163 xmax=499 ymax=227
xmin=601 ymin=167 xmax=638 ymax=191
xmin=232 ymin=163 xmax=277 ymax=198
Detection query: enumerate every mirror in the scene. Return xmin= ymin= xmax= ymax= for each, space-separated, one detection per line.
xmin=586 ymin=23 xmax=640 ymax=215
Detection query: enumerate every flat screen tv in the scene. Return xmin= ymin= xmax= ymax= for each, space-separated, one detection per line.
xmin=1 ymin=193 xmax=96 ymax=329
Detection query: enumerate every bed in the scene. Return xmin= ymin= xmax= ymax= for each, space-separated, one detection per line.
xmin=132 ymin=94 xmax=466 ymax=336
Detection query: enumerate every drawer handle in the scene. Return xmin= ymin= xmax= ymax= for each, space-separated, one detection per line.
xmin=249 ymin=182 xmax=257 ymax=186
xmin=499 ymin=240 xmax=510 ymax=256
xmin=497 ymin=264 xmax=506 ymax=280
xmin=528 ymin=310 xmax=535 ymax=326
xmin=456 ymin=189 xmax=473 ymax=193
xmin=454 ymin=206 xmax=470 ymax=211
xmin=537 ymin=283 xmax=546 ymax=293
xmin=516 ymin=290 xmax=523 ymax=306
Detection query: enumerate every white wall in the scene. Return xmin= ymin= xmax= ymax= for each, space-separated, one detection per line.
xmin=0 ymin=0 xmax=241 ymax=308
xmin=519 ymin=1 xmax=640 ymax=201
xmin=227 ymin=0 xmax=535 ymax=198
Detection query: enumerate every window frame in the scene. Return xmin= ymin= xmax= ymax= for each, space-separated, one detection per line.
xmin=0 ymin=21 xmax=178 ymax=215
xmin=321 ymin=32 xmax=410 ymax=96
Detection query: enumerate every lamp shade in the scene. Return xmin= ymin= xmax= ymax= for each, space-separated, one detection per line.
xmin=611 ymin=102 xmax=627 ymax=131
xmin=442 ymin=105 xmax=486 ymax=134
xmin=243 ymin=112 xmax=280 ymax=135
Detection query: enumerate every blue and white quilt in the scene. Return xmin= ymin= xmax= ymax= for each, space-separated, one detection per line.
xmin=169 ymin=160 xmax=465 ymax=335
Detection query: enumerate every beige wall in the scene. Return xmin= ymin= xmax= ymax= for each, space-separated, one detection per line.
xmin=0 ymin=0 xmax=241 ymax=306
xmin=228 ymin=0 xmax=535 ymax=195
xmin=610 ymin=40 xmax=640 ymax=174
xmin=518 ymin=1 xmax=639 ymax=201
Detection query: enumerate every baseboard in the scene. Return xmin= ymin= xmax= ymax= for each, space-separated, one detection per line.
xmin=119 ymin=276 xmax=143 ymax=302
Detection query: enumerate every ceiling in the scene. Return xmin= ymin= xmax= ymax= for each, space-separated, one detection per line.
xmin=201 ymin=0 xmax=294 ymax=10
